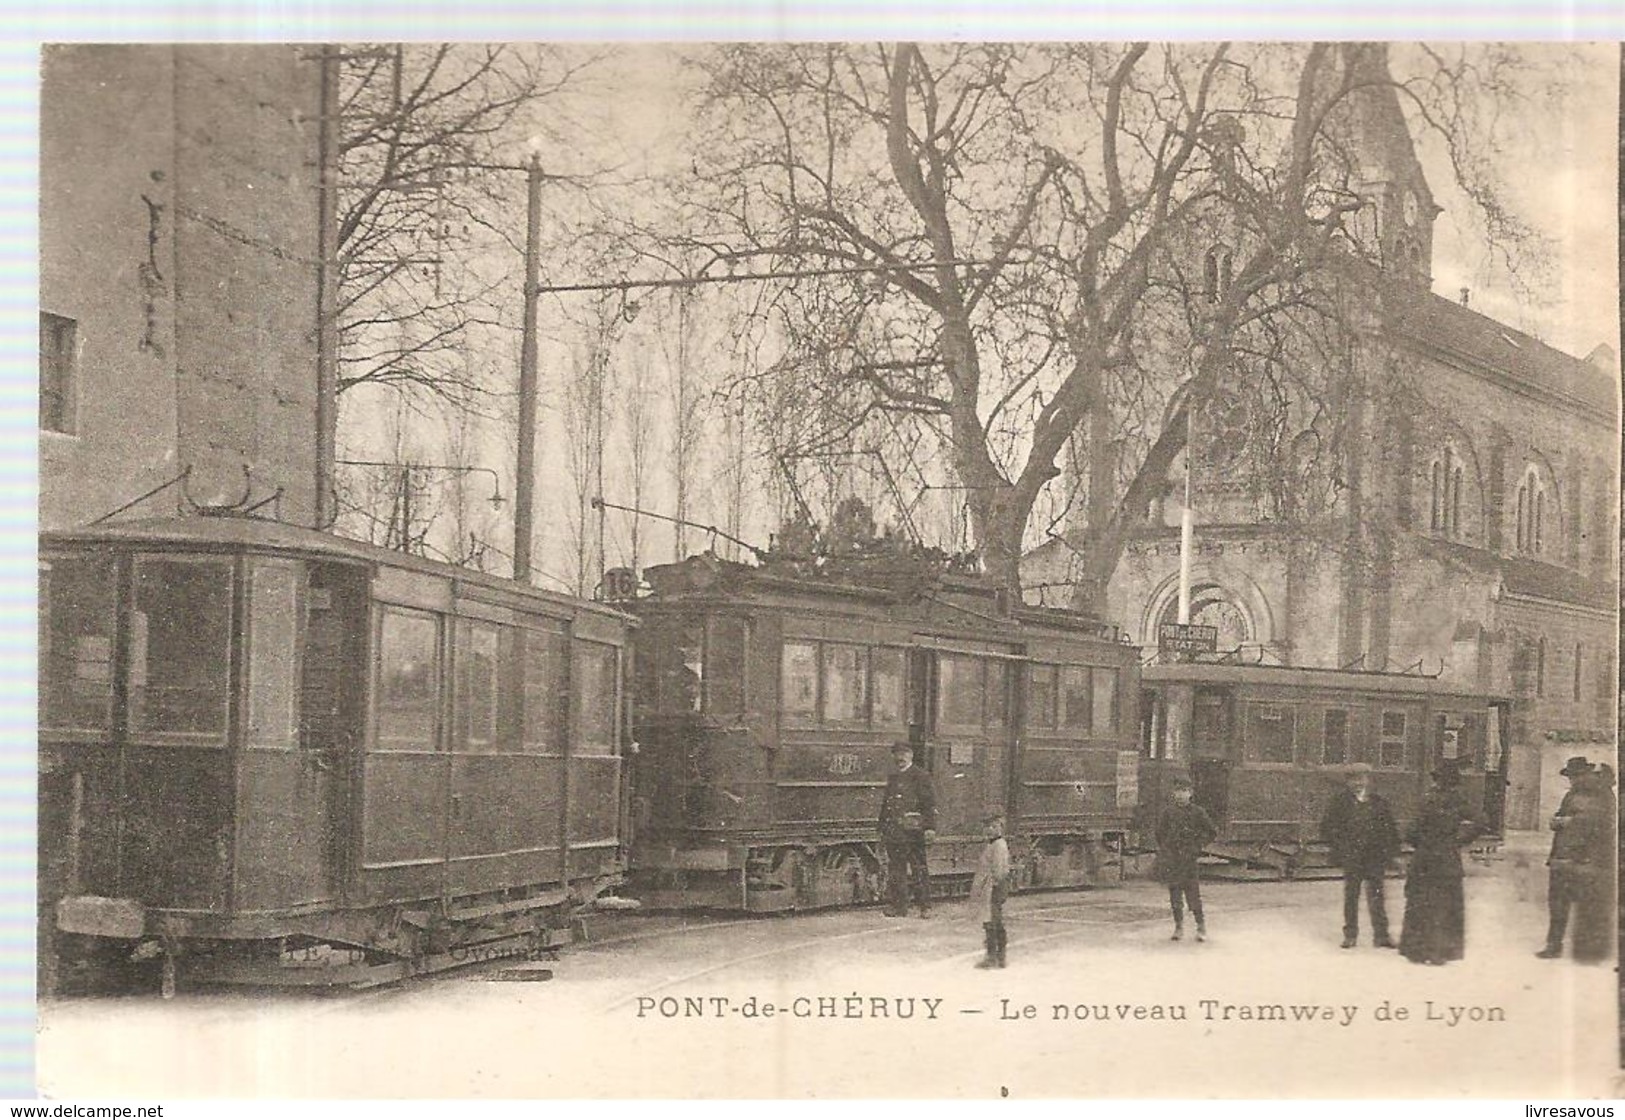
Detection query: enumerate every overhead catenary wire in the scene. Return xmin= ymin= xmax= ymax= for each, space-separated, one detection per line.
xmin=531 ymin=256 xmax=1029 ymax=298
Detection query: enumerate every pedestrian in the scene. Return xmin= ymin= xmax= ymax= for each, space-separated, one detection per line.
xmin=1571 ymin=762 xmax=1619 ymax=964
xmin=1398 ymin=763 xmax=1481 ymax=966
xmin=969 ymin=813 xmax=1011 ymax=968
xmin=1319 ymin=763 xmax=1402 ymax=949
xmin=1563 ymin=760 xmax=1614 ymax=963
xmin=1153 ymin=775 xmax=1216 ymax=942
xmin=879 ymin=740 xmax=936 ymax=918
xmin=1537 ymin=756 xmax=1604 ymax=960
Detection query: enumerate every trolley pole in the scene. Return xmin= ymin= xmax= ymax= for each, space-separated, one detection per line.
xmin=513 ymin=154 xmax=543 ymax=585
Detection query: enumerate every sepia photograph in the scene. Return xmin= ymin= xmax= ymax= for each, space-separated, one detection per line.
xmin=32 ymin=36 xmax=1621 ymax=1099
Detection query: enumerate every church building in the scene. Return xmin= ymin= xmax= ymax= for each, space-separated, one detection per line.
xmin=1024 ymin=45 xmax=1618 ymax=831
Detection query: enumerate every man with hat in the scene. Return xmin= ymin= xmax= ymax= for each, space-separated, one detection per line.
xmin=1537 ymin=755 xmax=1602 ymax=959
xmin=879 ymin=740 xmax=937 ymax=917
xmin=1319 ymin=762 xmax=1402 ymax=949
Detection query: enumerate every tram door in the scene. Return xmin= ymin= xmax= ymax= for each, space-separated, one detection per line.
xmin=924 ymin=649 xmax=1016 ymax=843
xmin=296 ymin=561 xmax=368 ymax=899
xmin=1190 ymin=687 xmax=1235 ymax=825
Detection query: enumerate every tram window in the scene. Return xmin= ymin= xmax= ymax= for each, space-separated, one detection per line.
xmin=1028 ymin=665 xmax=1057 ymax=730
xmin=574 ymin=641 xmax=619 ymax=756
xmin=668 ymin=622 xmax=705 ymax=713
xmin=129 ymin=557 xmax=233 ymax=740
xmin=1059 ymin=666 xmax=1092 ymax=730
xmin=938 ymin=654 xmax=984 ymax=729
xmin=246 ymin=560 xmax=300 ymax=749
xmin=985 ymin=661 xmax=1010 ymax=729
xmin=871 ymin=648 xmax=906 ymax=728
xmin=781 ymin=642 xmax=819 ymax=723
xmin=822 ymin=643 xmax=869 ymax=724
xmin=521 ymin=627 xmax=568 ymax=752
xmin=1378 ymin=710 xmax=1408 ymax=768
xmin=377 ymin=609 xmax=440 ymax=751
xmin=1322 ymin=709 xmax=1349 ymax=764
xmin=1247 ymin=704 xmax=1295 ymax=763
xmin=707 ymin=617 xmax=747 ymax=716
xmin=457 ymin=621 xmax=500 ymax=750
xmin=40 ymin=555 xmax=117 ymax=733
xmin=1092 ymin=669 xmax=1117 ymax=734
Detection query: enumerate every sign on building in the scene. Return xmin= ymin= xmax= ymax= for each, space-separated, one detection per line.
xmin=1158 ymin=622 xmax=1218 ymax=654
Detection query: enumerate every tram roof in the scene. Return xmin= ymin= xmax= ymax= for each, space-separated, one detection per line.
xmin=641 ymin=552 xmax=1122 ymax=640
xmin=1141 ymin=660 xmax=1513 ymax=701
xmin=40 ymin=515 xmax=634 ymax=622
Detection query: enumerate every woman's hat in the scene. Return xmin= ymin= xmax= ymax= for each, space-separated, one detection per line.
xmin=1560 ymin=756 xmax=1594 ymax=778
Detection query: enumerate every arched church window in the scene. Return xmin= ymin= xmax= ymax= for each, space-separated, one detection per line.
xmin=1450 ymin=465 xmax=1462 ymax=532
xmin=1160 ymin=584 xmax=1252 ymax=651
xmin=1428 ymin=446 xmax=1466 ymax=537
xmin=1430 ymin=460 xmax=1442 ymax=530
xmin=1515 ymin=466 xmax=1547 ymax=555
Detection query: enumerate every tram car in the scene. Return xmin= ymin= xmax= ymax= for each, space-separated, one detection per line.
xmin=1137 ymin=661 xmax=1514 ymax=878
xmin=624 ymin=554 xmax=1141 ymax=911
xmin=38 ymin=516 xmax=634 ymax=991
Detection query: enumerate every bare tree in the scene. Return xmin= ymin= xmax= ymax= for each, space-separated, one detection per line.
xmin=621 ymin=350 xmax=656 ymax=573
xmin=563 ymin=300 xmax=616 ymax=595
xmin=657 ymin=284 xmax=706 ymax=560
xmin=332 ymin=43 xmax=599 ymax=407
xmin=681 ymin=42 xmax=1552 ymax=602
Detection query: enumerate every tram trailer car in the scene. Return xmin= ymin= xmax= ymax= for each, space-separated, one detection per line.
xmin=625 ymin=555 xmax=1142 ymax=911
xmin=1137 ymin=662 xmax=1513 ymax=878
xmin=39 ymin=516 xmax=634 ymax=992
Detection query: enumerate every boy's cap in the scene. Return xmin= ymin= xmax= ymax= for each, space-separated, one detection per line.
xmin=890 ymin=741 xmax=914 ymax=755
xmin=1169 ymin=775 xmax=1193 ymax=790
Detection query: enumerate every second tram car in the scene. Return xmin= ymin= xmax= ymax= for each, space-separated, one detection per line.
xmin=626 ymin=555 xmax=1142 ymax=911
xmin=1138 ymin=661 xmax=1513 ymax=877
xmin=39 ymin=516 xmax=634 ymax=992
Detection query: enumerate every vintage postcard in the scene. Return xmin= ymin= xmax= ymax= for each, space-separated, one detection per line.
xmin=34 ymin=38 xmax=1620 ymax=1099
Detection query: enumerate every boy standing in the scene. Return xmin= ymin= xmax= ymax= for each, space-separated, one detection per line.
xmin=970 ymin=814 xmax=1011 ymax=968
xmin=1154 ymin=776 xmax=1217 ymax=942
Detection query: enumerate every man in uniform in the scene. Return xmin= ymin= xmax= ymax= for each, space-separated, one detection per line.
xmin=879 ymin=741 xmax=936 ymax=917
xmin=1320 ymin=763 xmax=1401 ymax=949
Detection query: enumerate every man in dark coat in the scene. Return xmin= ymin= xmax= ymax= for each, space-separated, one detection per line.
xmin=1153 ymin=775 xmax=1217 ymax=942
xmin=879 ymin=741 xmax=936 ymax=917
xmin=1538 ymin=756 xmax=1606 ymax=960
xmin=1320 ymin=763 xmax=1402 ymax=949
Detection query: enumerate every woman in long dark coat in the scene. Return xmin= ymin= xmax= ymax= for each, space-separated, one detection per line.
xmin=1399 ymin=765 xmax=1481 ymax=966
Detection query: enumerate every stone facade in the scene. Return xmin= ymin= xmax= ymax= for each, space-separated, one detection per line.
xmin=1024 ymin=47 xmax=1618 ymax=832
xmin=40 ymin=45 xmax=325 ymax=530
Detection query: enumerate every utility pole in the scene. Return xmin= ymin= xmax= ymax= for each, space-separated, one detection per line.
xmin=514 ymin=153 xmax=542 ymax=584
xmin=314 ymin=44 xmax=340 ymax=528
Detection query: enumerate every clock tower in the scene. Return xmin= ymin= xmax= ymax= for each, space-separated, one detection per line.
xmin=1326 ymin=43 xmax=1439 ymax=285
